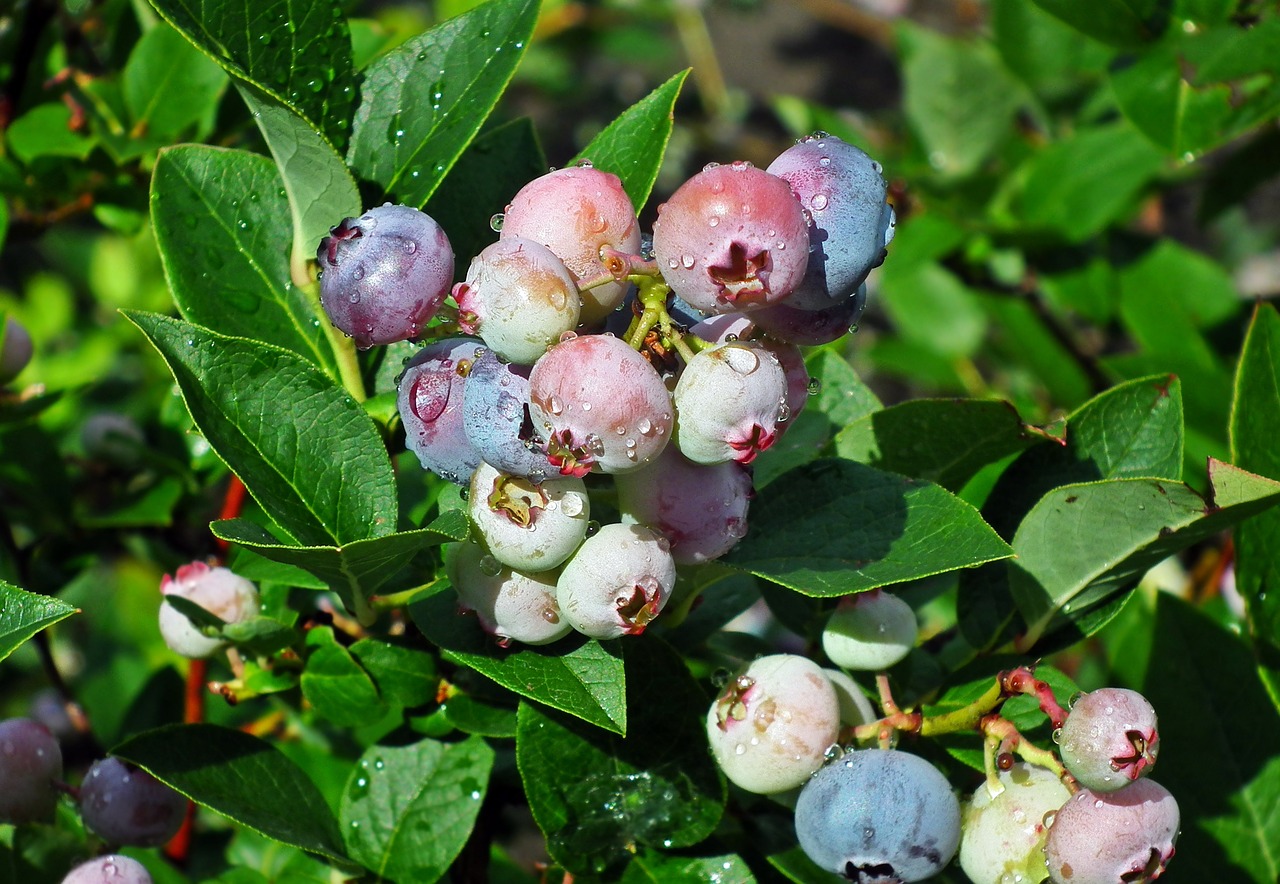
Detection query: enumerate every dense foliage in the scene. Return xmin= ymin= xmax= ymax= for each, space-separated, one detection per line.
xmin=2 ymin=0 xmax=1280 ymax=882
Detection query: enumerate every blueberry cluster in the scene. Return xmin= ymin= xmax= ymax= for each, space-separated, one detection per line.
xmin=0 ymin=717 xmax=183 ymax=882
xmin=316 ymin=134 xmax=893 ymax=647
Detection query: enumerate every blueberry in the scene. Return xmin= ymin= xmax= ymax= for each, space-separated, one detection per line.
xmin=60 ymin=855 xmax=153 ymax=884
xmin=1058 ymin=688 xmax=1160 ymax=792
xmin=462 ymin=349 xmax=554 ymax=482
xmin=794 ymin=749 xmax=961 ymax=882
xmin=317 ymin=204 xmax=454 ymax=349
xmin=0 ymin=717 xmax=63 ymax=824
xmin=78 ymin=757 xmax=186 ymax=847
xmin=0 ymin=316 xmax=33 ymax=384
xmin=397 ymin=338 xmax=485 ymax=485
xmin=159 ymin=561 xmax=260 ymax=659
xmin=1043 ymin=779 xmax=1179 ymax=884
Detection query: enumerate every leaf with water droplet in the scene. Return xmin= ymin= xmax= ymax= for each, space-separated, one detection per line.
xmin=340 ymin=736 xmax=494 ymax=881
xmin=348 ymin=0 xmax=539 ymax=208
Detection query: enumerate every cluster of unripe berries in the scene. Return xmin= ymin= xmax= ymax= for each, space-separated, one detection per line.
xmin=706 ymin=642 xmax=1178 ymax=884
xmin=315 ymin=134 xmax=894 ymax=645
xmin=0 ymin=717 xmax=183 ymax=883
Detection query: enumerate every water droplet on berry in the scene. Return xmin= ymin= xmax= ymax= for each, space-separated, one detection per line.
xmin=734 ymin=743 xmax=746 ymax=755
xmin=489 ymin=213 xmax=505 ymax=231
xmin=348 ymin=292 xmax=360 ymax=304
xmin=703 ymin=162 xmax=721 ymax=172
xmin=724 ymin=345 xmax=760 ymax=375
xmin=681 ymin=254 xmax=695 ymax=269
xmin=352 ymin=265 xmax=365 ymax=281
xmin=777 ymin=400 xmax=791 ymax=422
xmin=807 ymin=377 xmax=822 ymax=395
xmin=404 ymin=240 xmax=418 ymax=255
xmin=637 ymin=417 xmax=653 ymax=435
xmin=1051 ymin=728 xmax=1063 ymax=744
xmin=542 ymin=608 xmax=560 ymax=623
xmin=848 ymin=323 xmax=860 ymax=334
xmin=547 ymin=395 xmax=564 ymax=415
xmin=810 ymin=193 xmax=829 ymax=211
xmin=586 ymin=520 xmax=601 ymax=537
xmin=819 ymin=156 xmax=831 ymax=167
xmin=581 ymin=402 xmax=591 ymax=412
xmin=667 ymin=257 xmax=679 ymax=270
xmin=479 ymin=555 xmax=502 ymax=576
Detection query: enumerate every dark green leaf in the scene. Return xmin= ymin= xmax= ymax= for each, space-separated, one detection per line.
xmin=834 ymin=398 xmax=1040 ymax=491
xmin=425 ymin=117 xmax=547 ymax=266
xmin=441 ymin=693 xmax=518 ymax=737
xmin=992 ymin=0 xmax=1114 ymax=101
xmin=1029 ymin=0 xmax=1170 ymax=47
xmin=340 ymin=736 xmax=494 ymax=882
xmin=1230 ymin=303 xmax=1280 ymax=655
xmin=349 ymin=638 xmax=437 ymax=708
xmin=238 ymin=85 xmax=362 ymax=283
xmin=347 ymin=0 xmax=539 ymax=207
xmin=126 ymin=312 xmax=396 ymax=549
xmin=211 ymin=514 xmax=466 ymax=616
xmin=898 ymin=24 xmax=1024 ymax=178
xmin=516 ymin=637 xmax=724 ymax=876
xmin=301 ymin=627 xmax=386 ymax=726
xmin=148 ymin=0 xmax=356 ymax=149
xmin=221 ymin=617 xmax=300 ymax=655
xmin=411 ymin=588 xmax=627 ymax=734
xmin=123 ymin=23 xmax=228 ymax=139
xmin=0 ymin=582 xmax=77 ymax=663
xmin=113 ymin=724 xmax=347 ymax=862
xmin=724 ymin=459 xmax=1012 ymax=597
xmin=1012 ymin=459 xmax=1280 ymax=646
xmin=150 ymin=146 xmax=336 ymax=371
xmin=572 ymin=69 xmax=689 ymax=211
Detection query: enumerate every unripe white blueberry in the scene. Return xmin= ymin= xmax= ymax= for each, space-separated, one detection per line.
xmin=821 ymin=589 xmax=918 ymax=671
xmin=959 ymin=763 xmax=1072 ymax=884
xmin=467 ymin=462 xmax=590 ymax=573
xmin=672 ymin=340 xmax=789 ymax=465
xmin=446 ymin=542 xmax=573 ymax=646
xmin=1058 ymin=687 xmax=1159 ymax=792
xmin=79 ymin=757 xmax=186 ymax=847
xmin=453 ymin=237 xmax=581 ymax=364
xmin=158 ymin=562 xmax=260 ymax=659
xmin=705 ymin=654 xmax=840 ymax=795
xmin=0 ymin=717 xmax=63 ymax=824
xmin=822 ymin=668 xmax=878 ymax=732
xmin=555 ymin=524 xmax=677 ymax=639
xmin=61 ymin=855 xmax=154 ymax=884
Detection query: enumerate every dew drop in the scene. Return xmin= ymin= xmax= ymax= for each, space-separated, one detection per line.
xmin=723 ymin=345 xmax=760 ymax=375
xmin=547 ymin=395 xmax=564 ymax=415
xmin=479 ymin=555 xmax=502 ymax=576
xmin=637 ymin=417 xmax=653 ymax=435
xmin=681 ymin=254 xmax=695 ymax=269
xmin=819 ymin=156 xmax=831 ymax=167
xmin=807 ymin=377 xmax=822 ymax=395
xmin=708 ymin=216 xmax=720 ymax=227
xmin=490 ymin=213 xmax=505 ymax=232
xmin=810 ymin=193 xmax=829 ymax=211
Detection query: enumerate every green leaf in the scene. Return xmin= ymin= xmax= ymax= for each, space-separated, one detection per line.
xmin=340 ymin=736 xmax=494 ymax=882
xmin=148 ymin=0 xmax=356 ymax=149
xmin=123 ymin=22 xmax=228 ymax=139
xmin=347 ymin=0 xmax=539 ymax=208
xmin=1014 ymin=123 xmax=1166 ymax=241
xmin=301 ymin=626 xmax=386 ymax=725
xmin=238 ymin=85 xmax=362 ymax=284
xmin=834 ymin=399 xmax=1040 ymax=492
xmin=1012 ymin=459 xmax=1280 ymax=646
xmin=1028 ymin=0 xmax=1170 ymax=47
xmin=878 ymin=261 xmax=987 ymax=359
xmin=221 ymin=617 xmax=301 ymax=655
xmin=6 ymin=104 xmax=95 ymax=163
xmin=425 ymin=117 xmax=547 ymax=266
xmin=349 ymin=638 xmax=437 ymax=709
xmin=516 ymin=637 xmax=724 ymax=876
xmin=1111 ymin=19 xmax=1280 ymax=155
xmin=898 ymin=24 xmax=1024 ymax=178
xmin=113 ymin=723 xmax=347 ymax=862
xmin=572 ymin=69 xmax=689 ymax=211
xmin=992 ymin=0 xmax=1114 ymax=102
xmin=723 ymin=459 xmax=1012 ymax=597
xmin=1136 ymin=596 xmax=1280 ymax=883
xmin=622 ymin=851 xmax=755 ymax=884
xmin=1230 ymin=303 xmax=1280 ymax=655
xmin=150 ymin=146 xmax=335 ymax=372
xmin=0 ymin=582 xmax=77 ymax=663
xmin=126 ymin=312 xmax=396 ymax=548
xmin=211 ymin=514 xmax=466 ymax=615
xmin=411 ymin=588 xmax=627 ymax=734
xmin=441 ymin=693 xmax=518 ymax=737
xmin=808 ymin=349 xmax=882 ymax=426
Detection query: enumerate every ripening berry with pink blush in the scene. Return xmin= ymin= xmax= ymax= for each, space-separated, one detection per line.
xmin=766 ymin=134 xmax=895 ymax=310
xmin=453 ymin=237 xmax=581 ymax=365
xmin=673 ymin=341 xmax=788 ymax=465
xmin=652 ymin=162 xmax=809 ymax=314
xmin=500 ymin=166 xmax=641 ymax=324
xmin=615 ymin=444 xmax=752 ymax=565
xmin=756 ymin=337 xmax=810 ymax=430
xmin=159 ymin=562 xmax=259 ymax=659
xmin=555 ymin=524 xmax=677 ymax=638
xmin=397 ymin=338 xmax=486 ymax=485
xmin=528 ymin=333 xmax=672 ymax=475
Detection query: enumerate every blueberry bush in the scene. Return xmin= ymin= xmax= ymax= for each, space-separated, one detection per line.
xmin=3 ymin=0 xmax=1280 ymax=882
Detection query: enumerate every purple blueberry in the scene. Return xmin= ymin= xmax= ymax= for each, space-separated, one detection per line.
xmin=1043 ymin=779 xmax=1179 ymax=883
xmin=0 ymin=717 xmax=63 ymax=824
xmin=752 ymin=283 xmax=867 ymax=346
xmin=397 ymin=338 xmax=485 ymax=485
xmin=767 ymin=134 xmax=895 ymax=310
xmin=317 ymin=204 xmax=454 ymax=349
xmin=461 ymin=349 xmax=555 ymax=482
xmin=78 ymin=757 xmax=186 ymax=847
xmin=0 ymin=316 xmax=33 ymax=384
